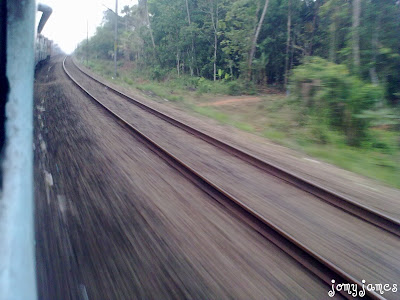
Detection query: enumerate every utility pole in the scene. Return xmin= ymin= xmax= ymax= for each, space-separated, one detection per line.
xmin=114 ymin=0 xmax=118 ymax=78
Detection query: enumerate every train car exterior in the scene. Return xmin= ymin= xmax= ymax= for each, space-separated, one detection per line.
xmin=35 ymin=34 xmax=52 ymax=66
xmin=35 ymin=3 xmax=53 ymax=66
xmin=0 ymin=2 xmax=52 ymax=300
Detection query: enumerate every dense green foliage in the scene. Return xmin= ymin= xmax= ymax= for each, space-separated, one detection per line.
xmin=290 ymin=57 xmax=383 ymax=145
xmin=76 ymin=0 xmax=399 ymax=95
xmin=75 ymin=0 xmax=400 ymax=147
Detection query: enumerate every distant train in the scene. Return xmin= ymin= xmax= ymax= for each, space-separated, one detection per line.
xmin=35 ymin=34 xmax=52 ymax=66
xmin=35 ymin=3 xmax=53 ymax=66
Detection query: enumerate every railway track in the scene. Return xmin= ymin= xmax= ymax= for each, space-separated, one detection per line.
xmin=63 ymin=56 xmax=392 ymax=299
xmin=69 ymin=57 xmax=400 ymax=238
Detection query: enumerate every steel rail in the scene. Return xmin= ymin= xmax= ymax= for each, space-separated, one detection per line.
xmin=70 ymin=57 xmax=400 ymax=238
xmin=63 ymin=56 xmax=384 ymax=300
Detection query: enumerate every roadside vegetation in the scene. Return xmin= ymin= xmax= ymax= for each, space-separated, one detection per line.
xmin=75 ymin=0 xmax=400 ymax=188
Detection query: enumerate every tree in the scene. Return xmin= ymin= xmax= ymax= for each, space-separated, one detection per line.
xmin=221 ymin=0 xmax=257 ymax=79
xmin=248 ymin=0 xmax=270 ymax=79
xmin=352 ymin=0 xmax=361 ymax=72
xmin=141 ymin=0 xmax=158 ymax=62
xmin=208 ymin=0 xmax=220 ymax=81
xmin=284 ymin=0 xmax=291 ymax=88
xmin=75 ymin=0 xmax=400 ymax=106
xmin=184 ymin=0 xmax=198 ymax=76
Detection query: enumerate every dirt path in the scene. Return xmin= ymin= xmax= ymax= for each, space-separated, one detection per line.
xmin=199 ymin=96 xmax=261 ymax=107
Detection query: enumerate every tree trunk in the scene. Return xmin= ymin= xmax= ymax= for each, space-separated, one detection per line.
xmin=143 ymin=0 xmax=159 ymax=64
xmin=307 ymin=0 xmax=320 ymax=56
xmin=177 ymin=50 xmax=180 ymax=77
xmin=369 ymin=28 xmax=379 ymax=85
xmin=329 ymin=5 xmax=338 ymax=63
xmin=187 ymin=48 xmax=193 ymax=76
xmin=290 ymin=34 xmax=295 ymax=71
xmin=144 ymin=0 xmax=156 ymax=50
xmin=124 ymin=42 xmax=130 ymax=61
xmin=352 ymin=0 xmax=361 ymax=72
xmin=185 ymin=0 xmax=191 ymax=24
xmin=248 ymin=0 xmax=270 ymax=80
xmin=185 ymin=0 xmax=196 ymax=76
xmin=208 ymin=0 xmax=219 ymax=81
xmin=284 ymin=0 xmax=291 ymax=88
xmin=214 ymin=33 xmax=217 ymax=81
xmin=370 ymin=7 xmax=380 ymax=86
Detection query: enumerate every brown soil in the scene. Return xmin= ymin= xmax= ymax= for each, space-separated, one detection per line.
xmin=199 ymin=96 xmax=261 ymax=107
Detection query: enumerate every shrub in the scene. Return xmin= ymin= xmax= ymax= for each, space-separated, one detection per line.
xmin=123 ymin=77 xmax=134 ymax=85
xmin=197 ymin=77 xmax=212 ymax=94
xmin=150 ymin=66 xmax=167 ymax=81
xmin=289 ymin=57 xmax=383 ymax=146
xmin=227 ymin=79 xmax=256 ymax=96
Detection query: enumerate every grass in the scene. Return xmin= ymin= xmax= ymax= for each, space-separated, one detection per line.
xmin=262 ymin=129 xmax=287 ymax=141
xmin=303 ymin=144 xmax=399 ymax=188
xmin=192 ymin=106 xmax=230 ymax=123
xmin=80 ymin=57 xmax=400 ymax=189
xmin=234 ymin=122 xmax=255 ymax=132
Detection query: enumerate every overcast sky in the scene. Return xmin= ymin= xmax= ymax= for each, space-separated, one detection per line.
xmin=39 ymin=0 xmax=137 ymax=53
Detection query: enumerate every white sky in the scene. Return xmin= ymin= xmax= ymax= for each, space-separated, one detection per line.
xmin=39 ymin=0 xmax=137 ymax=54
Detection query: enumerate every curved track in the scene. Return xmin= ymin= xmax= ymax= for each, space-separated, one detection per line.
xmin=70 ymin=57 xmax=400 ymax=238
xmin=63 ymin=56 xmax=389 ymax=300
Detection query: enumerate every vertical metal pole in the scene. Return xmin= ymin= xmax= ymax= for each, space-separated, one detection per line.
xmin=86 ymin=20 xmax=89 ymax=66
xmin=114 ymin=0 xmax=118 ymax=78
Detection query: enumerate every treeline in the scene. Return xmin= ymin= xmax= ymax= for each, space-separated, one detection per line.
xmin=76 ymin=0 xmax=400 ymax=104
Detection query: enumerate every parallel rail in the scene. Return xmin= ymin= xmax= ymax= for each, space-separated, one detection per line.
xmin=63 ymin=56 xmax=384 ymax=299
xmin=70 ymin=57 xmax=400 ymax=238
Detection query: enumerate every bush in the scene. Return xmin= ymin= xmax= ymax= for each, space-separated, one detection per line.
xmin=197 ymin=77 xmax=212 ymax=94
xmin=181 ymin=76 xmax=201 ymax=91
xmin=195 ymin=77 xmax=256 ymax=96
xmin=123 ymin=77 xmax=134 ymax=85
xmin=196 ymin=77 xmax=229 ymax=95
xmin=150 ymin=66 xmax=167 ymax=81
xmin=289 ymin=57 xmax=383 ymax=146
